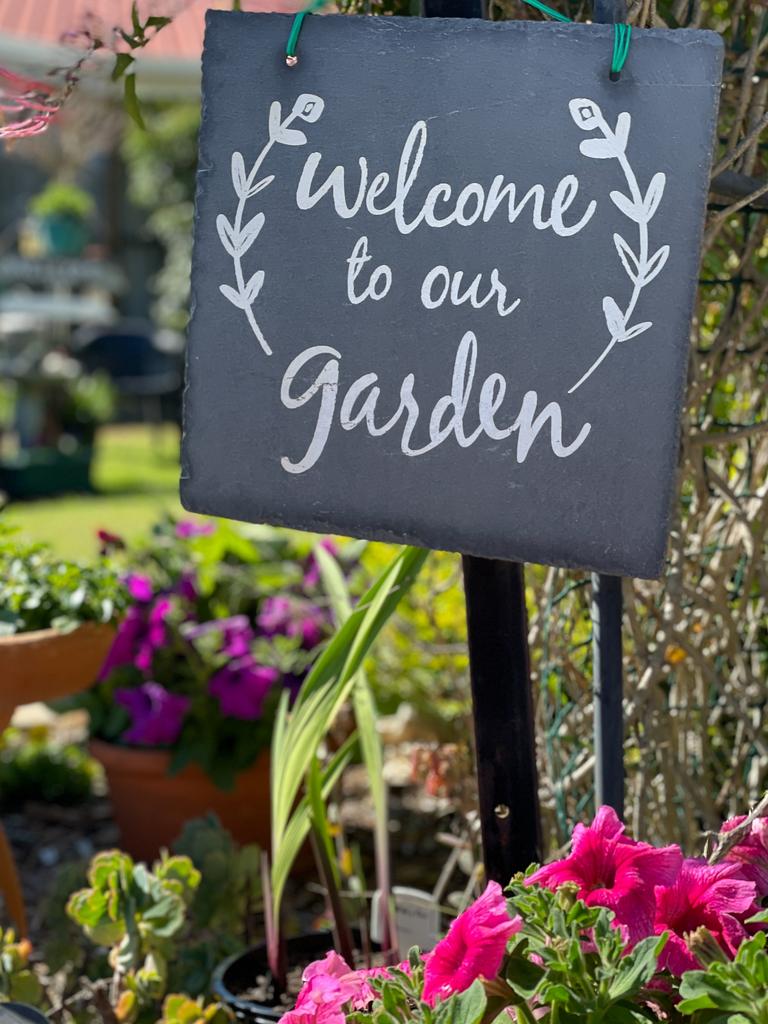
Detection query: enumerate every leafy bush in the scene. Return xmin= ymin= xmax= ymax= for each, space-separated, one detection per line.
xmin=66 ymin=849 xmax=203 ymax=1022
xmin=0 ymin=733 xmax=99 ymax=810
xmin=0 ymin=526 xmax=125 ymax=636
xmin=0 ymin=929 xmax=43 ymax=1007
xmin=27 ymin=182 xmax=95 ymax=221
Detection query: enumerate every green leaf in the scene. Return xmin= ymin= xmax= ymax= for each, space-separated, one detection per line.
xmin=607 ymin=933 xmax=666 ymax=1001
xmin=131 ymin=1 xmax=143 ymax=37
xmin=270 ymin=545 xmax=426 ymax=923
xmin=505 ymin=953 xmax=545 ymax=998
xmin=112 ymin=52 xmax=134 ymax=81
xmin=123 ymin=73 xmax=145 ymax=130
xmin=435 ymin=980 xmax=487 ymax=1024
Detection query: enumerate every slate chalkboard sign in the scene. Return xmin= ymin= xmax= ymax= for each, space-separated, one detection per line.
xmin=181 ymin=12 xmax=723 ymax=579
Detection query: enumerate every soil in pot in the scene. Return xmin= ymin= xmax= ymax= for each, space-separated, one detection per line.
xmin=214 ymin=931 xmax=359 ymax=1023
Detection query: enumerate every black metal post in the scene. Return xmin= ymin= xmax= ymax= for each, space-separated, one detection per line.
xmin=590 ymin=0 xmax=627 ymax=818
xmin=420 ymin=0 xmax=542 ymax=884
xmin=591 ymin=573 xmax=624 ymax=814
xmin=462 ymin=558 xmax=543 ymax=879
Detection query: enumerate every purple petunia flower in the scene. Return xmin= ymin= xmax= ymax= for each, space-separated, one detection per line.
xmin=98 ymin=605 xmax=146 ymax=680
xmin=257 ymin=596 xmax=327 ymax=650
xmin=186 ymin=615 xmax=255 ymax=657
xmin=303 ymin=538 xmax=339 ymax=589
xmin=175 ymin=519 xmax=215 ymax=539
xmin=176 ymin=570 xmax=198 ymax=604
xmin=209 ymin=658 xmax=280 ymax=720
xmin=116 ymin=681 xmax=189 ymax=746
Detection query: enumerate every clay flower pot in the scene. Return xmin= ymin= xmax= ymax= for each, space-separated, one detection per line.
xmin=90 ymin=740 xmax=272 ymax=862
xmin=0 ymin=623 xmax=114 ymax=725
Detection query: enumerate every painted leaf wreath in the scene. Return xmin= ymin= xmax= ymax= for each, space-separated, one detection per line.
xmin=568 ymin=98 xmax=670 ymax=394
xmin=217 ymin=93 xmax=325 ymax=356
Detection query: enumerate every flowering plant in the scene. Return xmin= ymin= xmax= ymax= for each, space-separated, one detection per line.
xmin=80 ymin=518 xmax=348 ymax=788
xmin=285 ymin=805 xmax=768 ymax=1024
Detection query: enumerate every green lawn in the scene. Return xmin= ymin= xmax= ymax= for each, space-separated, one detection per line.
xmin=3 ymin=425 xmax=190 ymax=558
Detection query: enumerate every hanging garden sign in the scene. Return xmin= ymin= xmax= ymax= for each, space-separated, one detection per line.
xmin=181 ymin=11 xmax=723 ymax=579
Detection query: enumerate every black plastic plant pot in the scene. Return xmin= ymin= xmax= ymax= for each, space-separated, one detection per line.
xmin=212 ymin=931 xmax=338 ymax=1023
xmin=0 ymin=1004 xmax=50 ymax=1024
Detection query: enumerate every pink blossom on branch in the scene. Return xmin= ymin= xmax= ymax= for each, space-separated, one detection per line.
xmin=527 ymin=805 xmax=682 ymax=943
xmin=422 ymin=881 xmax=521 ymax=1005
xmin=653 ymin=858 xmax=757 ymax=975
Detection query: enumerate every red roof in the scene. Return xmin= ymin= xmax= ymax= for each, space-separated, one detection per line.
xmin=0 ymin=0 xmax=305 ymax=61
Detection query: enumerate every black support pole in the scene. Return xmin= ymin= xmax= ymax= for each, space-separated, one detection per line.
xmin=421 ymin=0 xmax=541 ymax=887
xmin=591 ymin=573 xmax=624 ymax=814
xmin=591 ymin=0 xmax=627 ymax=818
xmin=463 ymin=558 xmax=543 ymax=879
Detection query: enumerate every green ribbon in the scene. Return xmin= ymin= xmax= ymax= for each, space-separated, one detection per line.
xmin=284 ymin=0 xmax=632 ymax=79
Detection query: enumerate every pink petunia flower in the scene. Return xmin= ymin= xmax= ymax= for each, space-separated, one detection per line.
xmin=422 ymin=881 xmax=521 ymax=1005
xmin=720 ymin=816 xmax=768 ymax=900
xmin=527 ymin=806 xmax=682 ymax=944
xmin=282 ymin=952 xmax=385 ymax=1024
xmin=653 ymin=858 xmax=757 ymax=975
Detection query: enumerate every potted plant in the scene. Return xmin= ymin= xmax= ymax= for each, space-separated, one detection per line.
xmin=23 ymin=181 xmax=95 ymax=258
xmin=78 ymin=518 xmax=352 ymax=860
xmin=0 ymin=360 xmax=114 ymax=499
xmin=0 ymin=526 xmax=123 ymax=722
xmin=245 ymin=801 xmax=768 ymax=1024
xmin=212 ymin=544 xmax=430 ymax=1021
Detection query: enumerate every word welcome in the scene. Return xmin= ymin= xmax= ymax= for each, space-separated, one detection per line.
xmin=297 ymin=121 xmax=597 ymax=237
xmin=279 ymin=332 xmax=591 ymax=474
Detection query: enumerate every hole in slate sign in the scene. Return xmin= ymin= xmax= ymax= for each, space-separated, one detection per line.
xmin=494 ymin=804 xmax=510 ymax=819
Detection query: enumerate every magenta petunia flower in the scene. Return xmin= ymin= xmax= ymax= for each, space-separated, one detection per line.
xmin=116 ymin=682 xmax=189 ymax=747
xmin=720 ymin=815 xmax=768 ymax=900
xmin=175 ymin=519 xmax=215 ymax=539
xmin=133 ymin=597 xmax=171 ymax=673
xmin=208 ymin=658 xmax=279 ymax=720
xmin=527 ymin=806 xmax=682 ymax=944
xmin=125 ymin=573 xmax=154 ymax=603
xmin=653 ymin=858 xmax=757 ymax=974
xmin=257 ymin=595 xmax=327 ymax=650
xmin=282 ymin=951 xmax=388 ymax=1024
xmin=422 ymin=881 xmax=521 ymax=1005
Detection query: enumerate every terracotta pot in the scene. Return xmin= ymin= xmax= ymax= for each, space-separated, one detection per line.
xmin=0 ymin=623 xmax=114 ymax=723
xmin=90 ymin=740 xmax=272 ymax=862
